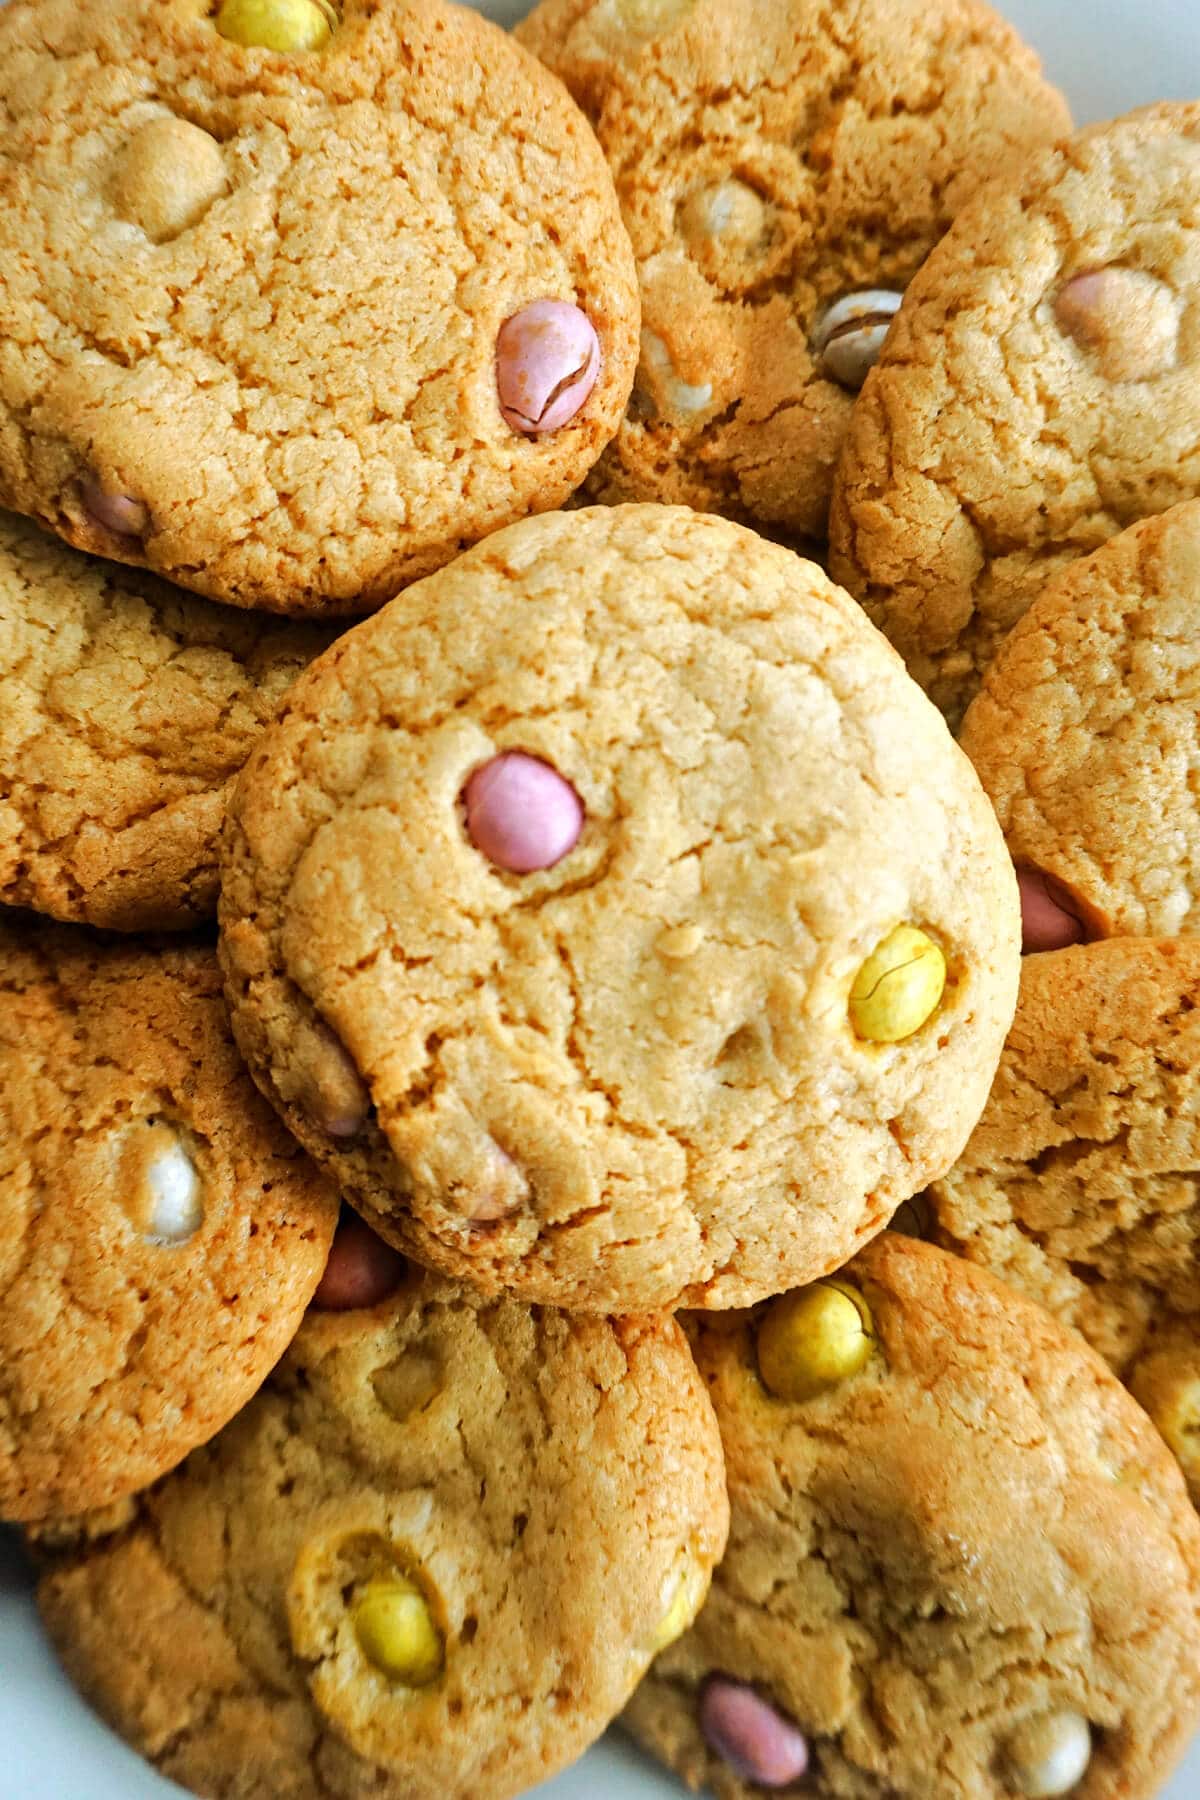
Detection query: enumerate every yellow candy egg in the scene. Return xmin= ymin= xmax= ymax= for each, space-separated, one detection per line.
xmin=215 ymin=0 xmax=335 ymax=52
xmin=353 ymin=1576 xmax=444 ymax=1685
xmin=649 ymin=1557 xmax=709 ymax=1655
xmin=849 ymin=924 xmax=947 ymax=1044
xmin=756 ymin=1280 xmax=877 ymax=1403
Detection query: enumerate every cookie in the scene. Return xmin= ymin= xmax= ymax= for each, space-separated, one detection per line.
xmin=829 ymin=104 xmax=1200 ymax=726
xmin=0 ymin=918 xmax=339 ymax=1522
xmin=0 ymin=509 xmax=335 ymax=932
xmin=515 ymin=0 xmax=1069 ymax=543
xmin=959 ymin=503 xmax=1200 ymax=948
xmin=218 ymin=503 xmax=1021 ymax=1313
xmin=0 ymin=0 xmax=638 ymax=616
xmin=624 ymin=1233 xmax=1200 ymax=1800
xmin=35 ymin=1252 xmax=730 ymax=1800
xmin=927 ymin=938 xmax=1200 ymax=1506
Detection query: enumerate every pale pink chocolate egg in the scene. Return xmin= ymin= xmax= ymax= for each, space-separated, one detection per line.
xmin=460 ymin=1141 xmax=527 ymax=1224
xmin=1017 ymin=866 xmax=1089 ymax=954
xmin=1054 ymin=267 xmax=1180 ymax=383
xmin=79 ymin=477 xmax=150 ymax=538
xmin=496 ymin=299 xmax=600 ymax=434
xmin=464 ymin=751 xmax=583 ymax=873
xmin=699 ymin=1678 xmax=810 ymax=1787
xmin=311 ymin=1214 xmax=405 ymax=1311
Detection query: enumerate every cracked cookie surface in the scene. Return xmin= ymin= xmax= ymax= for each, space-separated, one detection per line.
xmin=0 ymin=918 xmax=339 ymax=1522
xmin=36 ymin=1276 xmax=729 ymax=1800
xmin=624 ymin=1233 xmax=1200 ymax=1800
xmin=959 ymin=503 xmax=1200 ymax=939
xmin=0 ymin=0 xmax=638 ymax=615
xmin=929 ymin=939 xmax=1200 ymax=1505
xmin=829 ymin=104 xmax=1200 ymax=727
xmin=515 ymin=0 xmax=1068 ymax=544
xmin=218 ymin=503 xmax=1020 ymax=1313
xmin=0 ymin=509 xmax=334 ymax=932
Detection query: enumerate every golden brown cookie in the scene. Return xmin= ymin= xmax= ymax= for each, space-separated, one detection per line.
xmin=36 ymin=1273 xmax=729 ymax=1800
xmin=928 ymin=939 xmax=1200 ymax=1505
xmin=516 ymin=0 xmax=1069 ymax=543
xmin=829 ymin=104 xmax=1200 ymax=727
xmin=624 ymin=1234 xmax=1200 ymax=1800
xmin=219 ymin=504 xmax=1021 ymax=1313
xmin=959 ymin=502 xmax=1200 ymax=941
xmin=0 ymin=0 xmax=638 ymax=615
xmin=0 ymin=918 xmax=339 ymax=1522
xmin=0 ymin=509 xmax=335 ymax=932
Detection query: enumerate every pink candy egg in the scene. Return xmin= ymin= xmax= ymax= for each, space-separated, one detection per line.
xmin=1017 ymin=866 xmax=1089 ymax=954
xmin=311 ymin=1214 xmax=405 ymax=1312
xmin=79 ymin=477 xmax=150 ymax=537
xmin=464 ymin=751 xmax=583 ymax=873
xmin=496 ymin=299 xmax=600 ymax=434
xmin=700 ymin=1678 xmax=810 ymax=1787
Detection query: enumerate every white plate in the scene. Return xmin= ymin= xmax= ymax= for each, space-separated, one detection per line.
xmin=4 ymin=3 xmax=1200 ymax=1796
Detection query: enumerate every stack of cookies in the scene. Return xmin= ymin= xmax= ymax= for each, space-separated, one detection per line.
xmin=1 ymin=3 xmax=1199 ymax=1799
